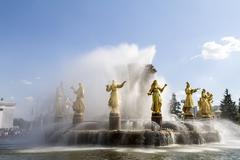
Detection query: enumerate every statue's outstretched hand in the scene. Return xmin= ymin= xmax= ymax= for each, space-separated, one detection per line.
xmin=120 ymin=81 xmax=126 ymax=87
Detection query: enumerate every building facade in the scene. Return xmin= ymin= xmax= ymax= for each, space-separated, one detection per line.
xmin=0 ymin=100 xmax=16 ymax=129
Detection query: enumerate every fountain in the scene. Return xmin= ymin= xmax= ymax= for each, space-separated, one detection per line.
xmin=44 ymin=64 xmax=220 ymax=147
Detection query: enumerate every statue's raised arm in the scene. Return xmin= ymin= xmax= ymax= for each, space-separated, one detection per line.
xmin=117 ymin=81 xmax=127 ymax=88
xmin=160 ymin=84 xmax=167 ymax=92
xmin=71 ymin=86 xmax=77 ymax=94
xmin=191 ymin=88 xmax=200 ymax=93
xmin=106 ymin=85 xmax=110 ymax=92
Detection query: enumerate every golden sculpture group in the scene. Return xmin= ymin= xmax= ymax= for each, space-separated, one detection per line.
xmin=55 ymin=80 xmax=214 ymax=125
xmin=182 ymin=82 xmax=213 ymax=118
xmin=197 ymin=89 xmax=213 ymax=118
xmin=105 ymin=80 xmax=213 ymax=119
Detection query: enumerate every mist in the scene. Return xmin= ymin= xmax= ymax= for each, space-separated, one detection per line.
xmin=59 ymin=43 xmax=169 ymax=121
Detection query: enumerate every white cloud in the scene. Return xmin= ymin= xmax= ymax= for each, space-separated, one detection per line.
xmin=21 ymin=80 xmax=33 ymax=85
xmin=35 ymin=77 xmax=41 ymax=80
xmin=202 ymin=36 xmax=240 ymax=60
xmin=24 ymin=96 xmax=34 ymax=102
xmin=195 ymin=36 xmax=240 ymax=60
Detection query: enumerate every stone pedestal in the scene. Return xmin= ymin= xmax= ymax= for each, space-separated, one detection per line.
xmin=199 ymin=117 xmax=212 ymax=121
xmin=73 ymin=113 xmax=83 ymax=125
xmin=109 ymin=113 xmax=120 ymax=130
xmin=184 ymin=112 xmax=194 ymax=120
xmin=54 ymin=115 xmax=63 ymax=123
xmin=151 ymin=112 xmax=162 ymax=130
xmin=201 ymin=114 xmax=212 ymax=119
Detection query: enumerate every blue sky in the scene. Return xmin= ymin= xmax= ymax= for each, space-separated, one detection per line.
xmin=1 ymin=0 xmax=240 ymax=118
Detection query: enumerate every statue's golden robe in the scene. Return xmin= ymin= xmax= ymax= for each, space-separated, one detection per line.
xmin=148 ymin=81 xmax=166 ymax=113
xmin=106 ymin=81 xmax=125 ymax=113
xmin=199 ymin=92 xmax=208 ymax=115
xmin=73 ymin=85 xmax=85 ymax=114
xmin=206 ymin=93 xmax=213 ymax=115
xmin=151 ymin=87 xmax=162 ymax=113
xmin=183 ymin=87 xmax=198 ymax=113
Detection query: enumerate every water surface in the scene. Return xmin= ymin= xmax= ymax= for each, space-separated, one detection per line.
xmin=1 ymin=141 xmax=240 ymax=160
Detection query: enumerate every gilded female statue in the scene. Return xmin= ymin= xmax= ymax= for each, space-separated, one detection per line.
xmin=106 ymin=80 xmax=126 ymax=114
xmin=183 ymin=82 xmax=199 ymax=115
xmin=198 ymin=89 xmax=210 ymax=117
xmin=55 ymin=82 xmax=64 ymax=117
xmin=148 ymin=80 xmax=167 ymax=113
xmin=71 ymin=83 xmax=85 ymax=114
xmin=206 ymin=92 xmax=213 ymax=115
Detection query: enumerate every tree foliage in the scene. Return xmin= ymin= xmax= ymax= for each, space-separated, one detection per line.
xmin=169 ymin=93 xmax=182 ymax=117
xmin=238 ymin=98 xmax=240 ymax=114
xmin=220 ymin=89 xmax=238 ymax=122
xmin=13 ymin=118 xmax=31 ymax=129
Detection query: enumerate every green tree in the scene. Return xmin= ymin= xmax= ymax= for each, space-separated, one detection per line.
xmin=169 ymin=93 xmax=182 ymax=117
xmin=238 ymin=98 xmax=240 ymax=114
xmin=220 ymin=89 xmax=238 ymax=122
xmin=237 ymin=98 xmax=240 ymax=124
xmin=13 ymin=118 xmax=30 ymax=129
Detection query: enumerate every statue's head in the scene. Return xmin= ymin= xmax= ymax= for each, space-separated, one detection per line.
xmin=186 ymin=82 xmax=190 ymax=87
xmin=207 ymin=92 xmax=212 ymax=97
xmin=78 ymin=83 xmax=82 ymax=87
xmin=153 ymin=80 xmax=158 ymax=85
xmin=202 ymin=89 xmax=206 ymax=93
xmin=112 ymin=80 xmax=116 ymax=85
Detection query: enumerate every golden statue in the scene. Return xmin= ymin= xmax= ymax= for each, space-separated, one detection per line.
xmin=147 ymin=80 xmax=167 ymax=113
xmin=182 ymin=82 xmax=200 ymax=115
xmin=55 ymin=82 xmax=65 ymax=117
xmin=198 ymin=89 xmax=207 ymax=116
xmin=206 ymin=92 xmax=213 ymax=116
xmin=106 ymin=80 xmax=126 ymax=114
xmin=198 ymin=89 xmax=212 ymax=118
xmin=71 ymin=83 xmax=85 ymax=115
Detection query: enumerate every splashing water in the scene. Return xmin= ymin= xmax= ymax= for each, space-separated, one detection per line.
xmin=61 ymin=44 xmax=169 ymax=121
xmin=212 ymin=119 xmax=240 ymax=144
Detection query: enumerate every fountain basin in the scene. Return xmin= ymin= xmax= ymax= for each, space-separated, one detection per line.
xmin=47 ymin=129 xmax=220 ymax=146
